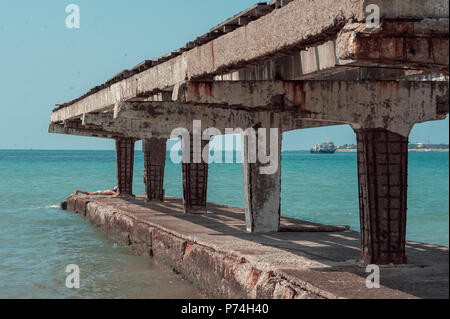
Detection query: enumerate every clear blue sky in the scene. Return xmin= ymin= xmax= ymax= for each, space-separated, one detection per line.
xmin=1 ymin=0 xmax=448 ymax=150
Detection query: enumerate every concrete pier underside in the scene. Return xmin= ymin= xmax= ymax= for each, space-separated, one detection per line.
xmin=66 ymin=194 xmax=449 ymax=299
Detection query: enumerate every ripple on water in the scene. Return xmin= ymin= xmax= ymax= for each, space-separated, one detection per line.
xmin=0 ymin=205 xmax=202 ymax=299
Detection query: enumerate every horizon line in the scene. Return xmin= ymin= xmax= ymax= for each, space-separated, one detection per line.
xmin=0 ymin=148 xmax=313 ymax=152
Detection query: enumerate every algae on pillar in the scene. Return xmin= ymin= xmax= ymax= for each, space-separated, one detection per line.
xmin=355 ymin=128 xmax=409 ymax=265
xmin=115 ymin=137 xmax=136 ymax=196
xmin=143 ymin=138 xmax=167 ymax=202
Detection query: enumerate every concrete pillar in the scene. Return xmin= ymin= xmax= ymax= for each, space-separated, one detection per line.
xmin=242 ymin=127 xmax=282 ymax=233
xmin=115 ymin=137 xmax=135 ymax=196
xmin=143 ymin=138 xmax=167 ymax=202
xmin=182 ymin=135 xmax=209 ymax=214
xmin=355 ymin=128 xmax=409 ymax=265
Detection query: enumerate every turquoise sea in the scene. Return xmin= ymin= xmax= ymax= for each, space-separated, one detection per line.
xmin=0 ymin=150 xmax=448 ymax=298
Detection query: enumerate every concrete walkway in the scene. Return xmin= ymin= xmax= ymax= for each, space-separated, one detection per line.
xmin=66 ymin=195 xmax=449 ymax=299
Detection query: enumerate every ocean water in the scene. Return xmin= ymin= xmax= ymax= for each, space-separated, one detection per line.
xmin=0 ymin=150 xmax=201 ymax=299
xmin=0 ymin=150 xmax=448 ymax=298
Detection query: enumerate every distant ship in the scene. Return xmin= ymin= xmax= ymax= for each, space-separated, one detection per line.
xmin=310 ymin=140 xmax=337 ymax=154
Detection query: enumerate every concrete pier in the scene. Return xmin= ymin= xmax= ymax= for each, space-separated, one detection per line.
xmin=115 ymin=138 xmax=135 ymax=196
xmin=143 ymin=138 xmax=167 ymax=202
xmin=49 ymin=0 xmax=448 ymax=268
xmin=355 ymin=129 xmax=409 ymax=265
xmin=65 ymin=195 xmax=449 ymax=299
xmin=182 ymin=136 xmax=209 ymax=214
xmin=243 ymin=125 xmax=282 ymax=233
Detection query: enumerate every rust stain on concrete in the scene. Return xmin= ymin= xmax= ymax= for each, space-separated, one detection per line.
xmin=381 ymin=21 xmax=414 ymax=35
xmin=210 ymin=42 xmax=215 ymax=71
xmin=282 ymin=286 xmax=297 ymax=299
xmin=183 ymin=241 xmax=194 ymax=260
xmin=376 ymin=81 xmax=402 ymax=102
xmin=188 ymin=82 xmax=202 ymax=102
xmin=247 ymin=267 xmax=262 ymax=292
xmin=284 ymin=81 xmax=306 ymax=110
xmin=203 ymin=82 xmax=214 ymax=98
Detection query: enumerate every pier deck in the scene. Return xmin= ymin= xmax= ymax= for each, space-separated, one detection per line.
xmin=66 ymin=195 xmax=449 ymax=299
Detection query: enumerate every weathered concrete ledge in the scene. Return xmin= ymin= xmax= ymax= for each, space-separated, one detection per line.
xmin=65 ymin=194 xmax=449 ymax=299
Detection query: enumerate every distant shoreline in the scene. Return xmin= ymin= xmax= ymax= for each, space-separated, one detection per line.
xmin=1 ymin=149 xmax=449 ymax=153
xmin=336 ymin=149 xmax=449 ymax=153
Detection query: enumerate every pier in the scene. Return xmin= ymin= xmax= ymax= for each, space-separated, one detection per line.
xmin=48 ymin=0 xmax=449 ymax=293
xmin=64 ymin=194 xmax=449 ymax=299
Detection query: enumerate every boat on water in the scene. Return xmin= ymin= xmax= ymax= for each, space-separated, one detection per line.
xmin=310 ymin=141 xmax=337 ymax=154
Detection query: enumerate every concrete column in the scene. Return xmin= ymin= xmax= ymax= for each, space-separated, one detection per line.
xmin=355 ymin=128 xmax=408 ymax=265
xmin=143 ymin=138 xmax=167 ymax=202
xmin=115 ymin=137 xmax=135 ymax=196
xmin=182 ymin=135 xmax=209 ymax=214
xmin=242 ymin=127 xmax=282 ymax=233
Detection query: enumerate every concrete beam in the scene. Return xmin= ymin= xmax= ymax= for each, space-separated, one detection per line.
xmin=294 ymin=81 xmax=449 ymax=136
xmin=82 ymin=112 xmax=178 ymax=139
xmin=235 ymin=40 xmax=359 ymax=81
xmin=319 ymin=67 xmax=424 ymax=81
xmin=186 ymin=1 xmax=447 ymax=80
xmin=230 ymin=40 xmax=348 ymax=81
xmin=177 ymin=81 xmax=292 ymax=110
xmin=53 ymin=78 xmax=447 ymax=139
xmin=51 ymin=107 xmax=340 ymax=141
xmin=83 ymin=110 xmax=264 ymax=138
xmin=114 ymin=101 xmax=343 ymax=132
xmin=337 ymin=20 xmax=449 ymax=74
xmin=177 ymin=80 xmax=448 ymax=137
xmin=232 ymin=44 xmax=431 ymax=82
xmin=48 ymin=123 xmax=125 ymax=139
xmin=222 ymin=19 xmax=449 ymax=80
xmin=113 ymin=101 xmax=258 ymax=130
xmin=50 ymin=0 xmax=448 ymax=122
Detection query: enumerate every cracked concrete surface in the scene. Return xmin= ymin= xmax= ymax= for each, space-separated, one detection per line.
xmin=65 ymin=195 xmax=449 ymax=299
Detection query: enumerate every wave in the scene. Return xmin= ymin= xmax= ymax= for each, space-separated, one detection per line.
xmin=46 ymin=204 xmax=60 ymax=209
